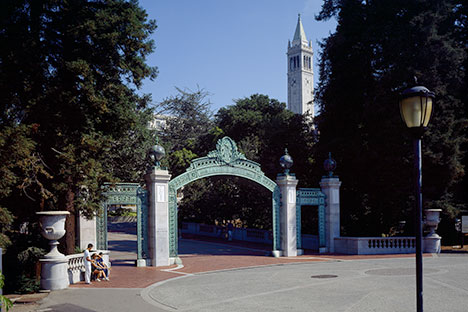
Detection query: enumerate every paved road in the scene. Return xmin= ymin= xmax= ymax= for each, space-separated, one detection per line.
xmin=38 ymin=253 xmax=468 ymax=311
xmin=142 ymin=254 xmax=468 ymax=312
xmin=34 ymin=226 xmax=468 ymax=311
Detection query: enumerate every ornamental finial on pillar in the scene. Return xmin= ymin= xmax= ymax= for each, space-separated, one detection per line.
xmin=279 ymin=148 xmax=294 ymax=175
xmin=323 ymin=152 xmax=337 ymax=177
xmin=149 ymin=139 xmax=165 ymax=170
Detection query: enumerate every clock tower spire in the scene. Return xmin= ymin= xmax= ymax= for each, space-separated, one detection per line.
xmin=287 ymin=14 xmax=314 ymax=118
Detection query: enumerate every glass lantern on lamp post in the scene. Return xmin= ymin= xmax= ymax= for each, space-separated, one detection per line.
xmin=399 ymin=82 xmax=435 ymax=312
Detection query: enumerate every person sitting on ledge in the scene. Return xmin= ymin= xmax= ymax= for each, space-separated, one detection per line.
xmin=91 ymin=253 xmax=108 ymax=281
xmin=96 ymin=252 xmax=110 ymax=280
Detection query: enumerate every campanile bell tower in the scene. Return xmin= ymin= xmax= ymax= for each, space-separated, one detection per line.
xmin=287 ymin=14 xmax=314 ymax=118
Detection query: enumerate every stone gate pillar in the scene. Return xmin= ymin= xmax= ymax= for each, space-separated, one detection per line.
xmin=145 ymin=168 xmax=171 ymax=267
xmin=320 ymin=177 xmax=341 ymax=253
xmin=276 ymin=149 xmax=298 ymax=257
xmin=320 ymin=154 xmax=342 ymax=253
xmin=276 ymin=174 xmax=298 ymax=257
xmin=77 ymin=211 xmax=96 ymax=251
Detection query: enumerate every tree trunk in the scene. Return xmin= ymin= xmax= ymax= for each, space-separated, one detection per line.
xmin=64 ymin=182 xmax=76 ymax=255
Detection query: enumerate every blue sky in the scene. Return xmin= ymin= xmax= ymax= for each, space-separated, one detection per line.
xmin=138 ymin=0 xmax=337 ymax=112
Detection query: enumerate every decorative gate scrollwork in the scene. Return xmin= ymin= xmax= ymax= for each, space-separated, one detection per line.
xmin=168 ymin=137 xmax=281 ymax=257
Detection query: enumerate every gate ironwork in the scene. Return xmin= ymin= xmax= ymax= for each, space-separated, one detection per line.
xmin=97 ymin=183 xmax=148 ymax=261
xmin=296 ymin=188 xmax=326 ymax=249
xmin=168 ymin=137 xmax=281 ymax=257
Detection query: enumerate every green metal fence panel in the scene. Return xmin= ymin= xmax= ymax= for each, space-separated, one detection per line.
xmin=296 ymin=188 xmax=327 ymax=249
xmin=98 ymin=183 xmax=145 ymax=256
xmin=96 ymin=202 xmax=108 ymax=250
xmin=136 ymin=187 xmax=148 ymax=260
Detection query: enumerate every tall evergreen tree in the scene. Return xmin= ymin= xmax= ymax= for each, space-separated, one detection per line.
xmin=0 ymin=0 xmax=157 ymax=253
xmin=315 ymin=0 xmax=467 ymax=237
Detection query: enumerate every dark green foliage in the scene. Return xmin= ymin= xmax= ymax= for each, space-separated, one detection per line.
xmin=315 ymin=0 xmax=467 ymax=238
xmin=179 ymin=177 xmax=272 ymax=229
xmin=0 ymin=0 xmax=157 ymax=255
xmin=15 ymin=247 xmax=46 ymax=293
xmin=176 ymin=94 xmax=316 ymax=230
xmin=2 ymin=226 xmax=47 ymax=294
xmin=0 ymin=124 xmax=51 ymax=250
xmin=0 ymin=272 xmax=13 ymax=311
xmin=216 ymin=94 xmax=316 ymax=184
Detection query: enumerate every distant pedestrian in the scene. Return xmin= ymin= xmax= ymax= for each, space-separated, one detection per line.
xmin=216 ymin=224 xmax=223 ymax=238
xmin=83 ymin=243 xmax=94 ymax=284
xmin=227 ymin=222 xmax=234 ymax=241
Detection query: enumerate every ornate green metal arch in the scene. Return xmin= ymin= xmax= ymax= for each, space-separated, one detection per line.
xmin=168 ymin=137 xmax=281 ymax=257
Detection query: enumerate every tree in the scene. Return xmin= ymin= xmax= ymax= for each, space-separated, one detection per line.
xmin=315 ymin=0 xmax=467 ymax=238
xmin=156 ymin=87 xmax=214 ymax=176
xmin=216 ymin=94 xmax=315 ymax=182
xmin=0 ymin=0 xmax=157 ymax=253
xmin=0 ymin=124 xmax=52 ymax=249
xmin=177 ymin=94 xmax=316 ymax=230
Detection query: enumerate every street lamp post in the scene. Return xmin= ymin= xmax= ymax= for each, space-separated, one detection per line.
xmin=399 ymin=83 xmax=435 ymax=312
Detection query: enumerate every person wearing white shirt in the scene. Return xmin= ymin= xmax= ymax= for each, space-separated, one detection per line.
xmin=83 ymin=243 xmax=94 ymax=284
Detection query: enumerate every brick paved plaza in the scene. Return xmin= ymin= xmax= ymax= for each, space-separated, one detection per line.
xmin=23 ymin=230 xmax=467 ymax=312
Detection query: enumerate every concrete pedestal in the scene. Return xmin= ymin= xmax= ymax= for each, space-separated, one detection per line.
xmin=271 ymin=250 xmax=282 ymax=257
xmin=320 ymin=177 xmax=342 ymax=253
xmin=276 ymin=174 xmax=298 ymax=257
xmin=40 ymin=257 xmax=69 ymax=290
xmin=136 ymin=259 xmax=148 ymax=267
xmin=423 ymin=235 xmax=441 ymax=253
xmin=145 ymin=168 xmax=171 ymax=267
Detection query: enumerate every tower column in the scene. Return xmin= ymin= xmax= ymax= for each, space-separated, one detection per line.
xmin=287 ymin=14 xmax=314 ymax=117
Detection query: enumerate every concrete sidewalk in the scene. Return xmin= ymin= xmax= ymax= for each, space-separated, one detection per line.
xmin=36 ymin=253 xmax=468 ymax=312
xmin=142 ymin=254 xmax=468 ymax=312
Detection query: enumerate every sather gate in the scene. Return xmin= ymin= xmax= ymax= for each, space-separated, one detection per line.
xmin=167 ymin=137 xmax=281 ymax=257
xmin=95 ymin=136 xmax=340 ymax=266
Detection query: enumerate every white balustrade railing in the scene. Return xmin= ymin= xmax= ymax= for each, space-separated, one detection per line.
xmin=66 ymin=250 xmax=110 ymax=284
xmin=334 ymin=237 xmax=416 ymax=255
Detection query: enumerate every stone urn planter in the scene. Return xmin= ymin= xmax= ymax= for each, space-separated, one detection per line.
xmin=37 ymin=211 xmax=70 ymax=258
xmin=423 ymin=209 xmax=442 ymax=253
xmin=36 ymin=211 xmax=70 ymax=290
xmin=425 ymin=209 xmax=442 ymax=236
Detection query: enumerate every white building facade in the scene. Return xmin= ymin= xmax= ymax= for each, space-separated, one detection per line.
xmin=287 ymin=14 xmax=314 ymax=118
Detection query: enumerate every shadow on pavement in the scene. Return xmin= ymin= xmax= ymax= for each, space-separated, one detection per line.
xmin=41 ymin=304 xmax=96 ymax=312
xmin=107 ymin=240 xmax=137 ymax=252
xmin=111 ymin=259 xmax=137 ymax=267
xmin=178 ymin=236 xmax=273 ymax=257
xmin=108 ymin=222 xmax=136 ymax=234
